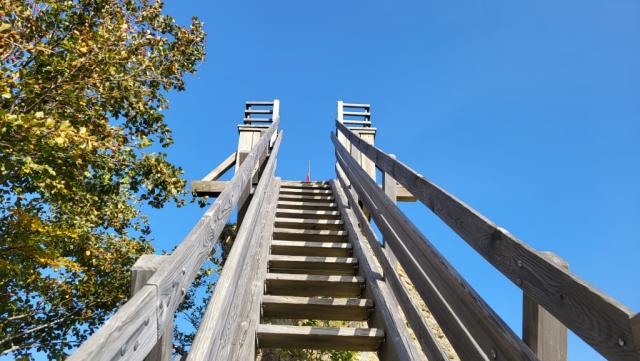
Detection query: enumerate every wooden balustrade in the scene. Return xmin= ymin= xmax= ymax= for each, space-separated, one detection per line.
xmin=69 ymin=118 xmax=280 ymax=361
xmin=334 ymin=120 xmax=640 ymax=361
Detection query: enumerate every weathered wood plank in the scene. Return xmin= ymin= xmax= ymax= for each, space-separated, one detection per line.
xmin=332 ymin=178 xmax=443 ymax=361
xmin=261 ymin=295 xmax=372 ymax=321
xmin=275 ymin=209 xmax=341 ymax=220
xmin=265 ymin=273 xmax=364 ymax=297
xmin=202 ymin=151 xmax=236 ymax=181
xmin=336 ymin=120 xmax=640 ymax=361
xmin=335 ymin=171 xmax=449 ymax=361
xmin=272 ymin=228 xmax=348 ymax=242
xmin=277 ymin=200 xmax=338 ymax=211
xmin=274 ymin=217 xmax=344 ymax=230
xmin=268 ymin=255 xmax=357 ymax=275
xmin=190 ymin=180 xmax=227 ymax=197
xmin=523 ymin=252 xmax=568 ymax=361
xmin=187 ymin=135 xmax=282 ymax=360
xmin=279 ymin=194 xmax=335 ymax=202
xmin=334 ymin=133 xmax=537 ymax=360
xmin=130 ymin=255 xmax=172 ymax=361
xmin=69 ymin=119 xmax=280 ymax=361
xmin=270 ymin=240 xmax=352 ymax=257
xmin=256 ymin=324 xmax=384 ymax=351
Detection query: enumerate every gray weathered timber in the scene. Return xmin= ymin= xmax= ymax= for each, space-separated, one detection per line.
xmin=130 ymin=255 xmax=171 ymax=361
xmin=336 ymin=120 xmax=640 ymax=361
xmin=187 ymin=134 xmax=282 ymax=360
xmin=202 ymin=151 xmax=236 ymax=181
xmin=256 ymin=325 xmax=384 ymax=351
xmin=335 ymin=168 xmax=450 ymax=361
xmin=189 ymin=180 xmax=227 ymax=197
xmin=330 ymin=179 xmax=429 ymax=361
xmin=261 ymin=295 xmax=372 ymax=321
xmin=333 ymin=133 xmax=538 ymax=361
xmin=69 ymin=119 xmax=279 ymax=361
xmin=264 ymin=273 xmax=364 ymax=297
xmin=523 ymin=252 xmax=568 ymax=361
xmin=270 ymin=240 xmax=352 ymax=257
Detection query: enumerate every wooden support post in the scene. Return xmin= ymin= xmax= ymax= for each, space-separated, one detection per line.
xmin=523 ymin=251 xmax=568 ymax=361
xmin=130 ymin=254 xmax=172 ymax=361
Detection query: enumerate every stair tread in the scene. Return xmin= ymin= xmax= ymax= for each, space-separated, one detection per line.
xmin=278 ymin=200 xmax=338 ymax=209
xmin=272 ymin=240 xmax=351 ymax=248
xmin=265 ymin=273 xmax=364 ymax=297
xmin=280 ymin=188 xmax=333 ymax=195
xmin=273 ymin=228 xmax=348 ymax=242
xmin=257 ymin=324 xmax=384 ymax=351
xmin=275 ymin=209 xmax=341 ymax=220
xmin=269 ymin=255 xmax=357 ymax=264
xmin=271 ymin=240 xmax=352 ymax=257
xmin=261 ymin=295 xmax=372 ymax=321
xmin=279 ymin=194 xmax=335 ymax=201
xmin=275 ymin=217 xmax=344 ymax=230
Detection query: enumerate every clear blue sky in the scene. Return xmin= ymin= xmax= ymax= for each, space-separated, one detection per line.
xmin=147 ymin=1 xmax=639 ymax=360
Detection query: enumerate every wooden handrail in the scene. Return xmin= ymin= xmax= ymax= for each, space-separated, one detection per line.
xmin=188 ymin=132 xmax=283 ymax=360
xmin=332 ymin=175 xmax=449 ymax=361
xmin=335 ymin=120 xmax=640 ymax=361
xmin=69 ymin=119 xmax=280 ymax=361
xmin=333 ymin=132 xmax=537 ymax=360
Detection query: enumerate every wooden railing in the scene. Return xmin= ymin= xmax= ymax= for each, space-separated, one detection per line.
xmin=69 ymin=118 xmax=281 ymax=361
xmin=332 ymin=120 xmax=640 ymax=361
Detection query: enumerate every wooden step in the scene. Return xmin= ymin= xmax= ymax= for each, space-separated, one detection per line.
xmin=269 ymin=255 xmax=357 ymax=275
xmin=261 ymin=296 xmax=373 ymax=321
xmin=265 ymin=273 xmax=364 ymax=297
xmin=278 ymin=201 xmax=338 ymax=211
xmin=274 ymin=217 xmax=344 ymax=231
xmin=275 ymin=209 xmax=341 ymax=220
xmin=257 ymin=324 xmax=384 ymax=351
xmin=281 ymin=181 xmax=330 ymax=189
xmin=279 ymin=194 xmax=335 ymax=202
xmin=273 ymin=228 xmax=348 ymax=242
xmin=280 ymin=188 xmax=333 ymax=196
xmin=271 ymin=240 xmax=352 ymax=257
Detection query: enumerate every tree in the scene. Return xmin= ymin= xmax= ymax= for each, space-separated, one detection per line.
xmin=0 ymin=0 xmax=205 ymax=359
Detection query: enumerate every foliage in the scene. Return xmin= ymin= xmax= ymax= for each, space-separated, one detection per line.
xmin=0 ymin=0 xmax=205 ymax=359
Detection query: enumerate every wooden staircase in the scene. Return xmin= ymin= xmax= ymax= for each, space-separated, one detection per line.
xmin=256 ymin=180 xmax=385 ymax=353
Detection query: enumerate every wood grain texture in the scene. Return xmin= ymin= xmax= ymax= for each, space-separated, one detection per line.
xmin=70 ymin=119 xmax=280 ymax=361
xmin=130 ymin=255 xmax=171 ymax=361
xmin=274 ymin=217 xmax=344 ymax=230
xmin=189 ymin=180 xmax=227 ymax=197
xmin=336 ymin=120 xmax=640 ymax=361
xmin=187 ymin=136 xmax=282 ymax=360
xmin=275 ymin=209 xmax=341 ymax=220
xmin=272 ymin=228 xmax=348 ymax=242
xmin=270 ymin=240 xmax=352 ymax=257
xmin=333 ymin=132 xmax=537 ymax=361
xmin=202 ymin=151 xmax=236 ymax=181
xmin=256 ymin=324 xmax=384 ymax=351
xmin=330 ymin=179 xmax=429 ymax=361
xmin=335 ymin=170 xmax=449 ymax=361
xmin=261 ymin=295 xmax=372 ymax=321
xmin=265 ymin=273 xmax=364 ymax=297
xmin=523 ymin=252 xmax=568 ymax=361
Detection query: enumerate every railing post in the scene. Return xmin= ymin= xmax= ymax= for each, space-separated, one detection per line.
xmin=522 ymin=251 xmax=568 ymax=361
xmin=235 ymin=99 xmax=279 ymax=222
xmin=130 ymin=254 xmax=172 ymax=361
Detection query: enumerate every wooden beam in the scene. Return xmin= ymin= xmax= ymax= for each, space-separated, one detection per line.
xmin=70 ymin=118 xmax=280 ymax=361
xmin=261 ymin=295 xmax=372 ymax=321
xmin=256 ymin=324 xmax=384 ymax=351
xmin=130 ymin=255 xmax=171 ymax=361
xmin=202 ymin=152 xmax=236 ymax=181
xmin=333 ymin=133 xmax=537 ymax=360
xmin=330 ymin=179 xmax=431 ymax=361
xmin=187 ymin=133 xmax=283 ymax=360
xmin=523 ymin=252 xmax=568 ymax=361
xmin=190 ymin=180 xmax=227 ymax=197
xmin=336 ymin=120 xmax=640 ymax=361
xmin=335 ymin=170 xmax=450 ymax=361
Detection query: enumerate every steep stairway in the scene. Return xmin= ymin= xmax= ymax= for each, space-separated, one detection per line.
xmin=257 ymin=180 xmax=385 ymax=353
